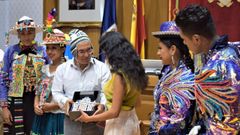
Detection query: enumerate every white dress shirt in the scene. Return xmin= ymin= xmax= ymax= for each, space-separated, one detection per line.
xmin=52 ymin=58 xmax=111 ymax=109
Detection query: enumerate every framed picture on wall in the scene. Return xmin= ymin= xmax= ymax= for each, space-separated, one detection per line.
xmin=58 ymin=0 xmax=104 ymax=27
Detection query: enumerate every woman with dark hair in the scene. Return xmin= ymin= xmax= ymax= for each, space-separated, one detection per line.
xmin=149 ymin=21 xmax=195 ymax=135
xmin=78 ymin=31 xmax=148 ymax=135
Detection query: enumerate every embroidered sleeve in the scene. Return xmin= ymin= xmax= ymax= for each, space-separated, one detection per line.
xmin=0 ymin=47 xmax=12 ymax=106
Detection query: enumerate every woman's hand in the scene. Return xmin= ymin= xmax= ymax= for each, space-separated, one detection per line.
xmin=64 ymin=99 xmax=74 ymax=115
xmin=76 ymin=110 xmax=91 ymax=123
xmin=34 ymin=103 xmax=43 ymax=115
xmin=42 ymin=103 xmax=55 ymax=112
xmin=2 ymin=107 xmax=13 ymax=125
xmin=93 ymin=104 xmax=105 ymax=115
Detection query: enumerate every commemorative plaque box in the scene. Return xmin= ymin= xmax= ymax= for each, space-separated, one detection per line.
xmin=69 ymin=91 xmax=98 ymax=120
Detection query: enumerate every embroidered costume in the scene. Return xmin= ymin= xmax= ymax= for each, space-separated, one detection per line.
xmin=0 ymin=16 xmax=48 ymax=135
xmin=149 ymin=21 xmax=195 ymax=135
xmin=149 ymin=63 xmax=195 ymax=135
xmin=31 ymin=65 xmax=64 ymax=135
xmin=0 ymin=43 xmax=48 ymax=135
xmin=31 ymin=27 xmax=67 ymax=135
xmin=194 ymin=35 xmax=240 ymax=134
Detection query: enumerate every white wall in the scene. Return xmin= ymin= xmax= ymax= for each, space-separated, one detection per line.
xmin=0 ymin=0 xmax=9 ymax=50
xmin=0 ymin=0 xmax=43 ymax=51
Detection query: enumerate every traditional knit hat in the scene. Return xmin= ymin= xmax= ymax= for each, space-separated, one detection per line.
xmin=9 ymin=16 xmax=42 ymax=35
xmin=43 ymin=29 xmax=68 ymax=47
xmin=152 ymin=21 xmax=179 ymax=38
xmin=68 ymin=29 xmax=91 ymax=53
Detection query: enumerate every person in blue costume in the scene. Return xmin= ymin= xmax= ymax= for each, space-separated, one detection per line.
xmin=176 ymin=4 xmax=240 ymax=135
xmin=0 ymin=16 xmax=49 ymax=135
xmin=149 ymin=21 xmax=195 ymax=135
xmin=31 ymin=29 xmax=68 ymax=135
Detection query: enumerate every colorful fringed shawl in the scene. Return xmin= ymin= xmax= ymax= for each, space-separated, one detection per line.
xmin=35 ymin=65 xmax=54 ymax=106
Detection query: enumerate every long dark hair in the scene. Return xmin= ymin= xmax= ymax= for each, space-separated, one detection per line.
xmin=100 ymin=32 xmax=148 ymax=91
xmin=159 ymin=35 xmax=194 ymax=72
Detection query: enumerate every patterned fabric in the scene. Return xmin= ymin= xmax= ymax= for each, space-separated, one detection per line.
xmin=149 ymin=62 xmax=195 ymax=135
xmin=68 ymin=29 xmax=91 ymax=53
xmin=32 ymin=65 xmax=64 ymax=135
xmin=0 ymin=43 xmax=49 ymax=135
xmin=42 ymin=29 xmax=68 ymax=46
xmin=4 ymin=91 xmax=35 ymax=135
xmin=152 ymin=21 xmax=180 ymax=38
xmin=0 ymin=43 xmax=48 ymax=103
xmin=8 ymin=16 xmax=42 ymax=35
xmin=9 ymin=48 xmax=45 ymax=97
xmin=34 ymin=65 xmax=63 ymax=114
xmin=149 ymin=66 xmax=171 ymax=135
xmin=194 ymin=35 xmax=240 ymax=134
xmin=35 ymin=65 xmax=54 ymax=104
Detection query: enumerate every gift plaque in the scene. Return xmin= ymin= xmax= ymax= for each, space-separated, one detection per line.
xmin=69 ymin=91 xmax=98 ymax=120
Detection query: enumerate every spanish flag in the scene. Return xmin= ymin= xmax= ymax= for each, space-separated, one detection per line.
xmin=130 ymin=0 xmax=146 ymax=59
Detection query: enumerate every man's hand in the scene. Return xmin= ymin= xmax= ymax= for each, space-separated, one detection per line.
xmin=64 ymin=99 xmax=74 ymax=115
xmin=2 ymin=107 xmax=13 ymax=125
xmin=93 ymin=104 xmax=105 ymax=115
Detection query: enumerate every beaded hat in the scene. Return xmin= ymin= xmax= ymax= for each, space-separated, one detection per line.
xmin=152 ymin=21 xmax=180 ymax=38
xmin=9 ymin=16 xmax=42 ymax=35
xmin=43 ymin=29 xmax=68 ymax=47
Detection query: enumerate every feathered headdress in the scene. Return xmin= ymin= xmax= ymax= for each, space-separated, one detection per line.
xmin=45 ymin=8 xmax=57 ymax=33
xmin=43 ymin=8 xmax=70 ymax=46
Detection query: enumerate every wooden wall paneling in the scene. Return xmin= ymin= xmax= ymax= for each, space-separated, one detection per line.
xmin=43 ymin=0 xmax=169 ymax=59
xmin=116 ymin=0 xmax=168 ymax=59
xmin=43 ymin=0 xmax=101 ymax=57
xmin=145 ymin=0 xmax=168 ymax=59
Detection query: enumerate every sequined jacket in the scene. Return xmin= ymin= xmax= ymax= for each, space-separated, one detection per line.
xmin=149 ymin=61 xmax=195 ymax=135
xmin=194 ymin=35 xmax=240 ymax=135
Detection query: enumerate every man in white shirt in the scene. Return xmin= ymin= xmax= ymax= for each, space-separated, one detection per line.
xmin=52 ymin=29 xmax=111 ymax=135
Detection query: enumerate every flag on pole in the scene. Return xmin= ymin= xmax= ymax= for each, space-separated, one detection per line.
xmin=99 ymin=0 xmax=117 ymax=61
xmin=130 ymin=0 xmax=146 ymax=59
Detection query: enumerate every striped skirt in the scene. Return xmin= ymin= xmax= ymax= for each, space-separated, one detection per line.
xmin=4 ymin=91 xmax=35 ymax=135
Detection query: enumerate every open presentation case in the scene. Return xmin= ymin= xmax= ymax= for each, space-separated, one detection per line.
xmin=69 ymin=91 xmax=99 ymax=120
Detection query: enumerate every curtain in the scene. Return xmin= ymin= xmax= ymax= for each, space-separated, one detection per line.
xmin=170 ymin=0 xmax=240 ymax=41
